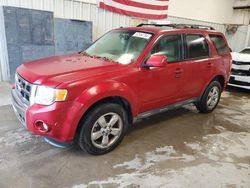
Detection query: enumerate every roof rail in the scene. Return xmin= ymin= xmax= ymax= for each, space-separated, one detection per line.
xmin=137 ymin=23 xmax=215 ymax=30
xmin=136 ymin=23 xmax=177 ymax=28
xmin=176 ymin=24 xmax=215 ymax=30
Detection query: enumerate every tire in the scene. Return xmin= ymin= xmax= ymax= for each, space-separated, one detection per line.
xmin=196 ymin=81 xmax=222 ymax=113
xmin=78 ymin=103 xmax=128 ymax=155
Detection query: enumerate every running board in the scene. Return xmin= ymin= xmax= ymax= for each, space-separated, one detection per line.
xmin=135 ymin=97 xmax=199 ymax=121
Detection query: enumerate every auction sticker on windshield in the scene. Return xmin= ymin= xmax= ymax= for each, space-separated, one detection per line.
xmin=133 ymin=32 xmax=152 ymax=39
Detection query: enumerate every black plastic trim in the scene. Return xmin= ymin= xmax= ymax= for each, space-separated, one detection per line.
xmin=135 ymin=97 xmax=199 ymax=121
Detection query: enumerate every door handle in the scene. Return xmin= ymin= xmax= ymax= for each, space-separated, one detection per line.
xmin=207 ymin=62 xmax=212 ymax=68
xmin=175 ymin=68 xmax=182 ymax=74
xmin=175 ymin=68 xmax=182 ymax=78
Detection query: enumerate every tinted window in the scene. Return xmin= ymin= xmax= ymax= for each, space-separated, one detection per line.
xmin=186 ymin=34 xmax=209 ymax=59
xmin=150 ymin=35 xmax=182 ymax=62
xmin=209 ymin=35 xmax=228 ymax=55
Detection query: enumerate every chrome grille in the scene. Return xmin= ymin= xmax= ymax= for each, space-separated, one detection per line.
xmin=15 ymin=74 xmax=32 ymax=105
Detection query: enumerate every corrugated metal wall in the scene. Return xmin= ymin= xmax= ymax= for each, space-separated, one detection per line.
xmin=1 ymin=0 xmax=249 ymax=45
xmin=0 ymin=0 xmax=228 ymax=40
xmin=225 ymin=25 xmax=250 ymax=52
xmin=168 ymin=16 xmax=226 ymax=33
xmin=0 ymin=0 xmax=137 ymax=40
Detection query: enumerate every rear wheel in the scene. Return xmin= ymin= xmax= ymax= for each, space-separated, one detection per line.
xmin=78 ymin=103 xmax=128 ymax=155
xmin=196 ymin=81 xmax=222 ymax=113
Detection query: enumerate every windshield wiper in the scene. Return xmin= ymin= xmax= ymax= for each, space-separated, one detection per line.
xmin=79 ymin=51 xmax=92 ymax=57
xmin=80 ymin=51 xmax=101 ymax=59
xmin=80 ymin=51 xmax=118 ymax=63
xmin=99 ymin=56 xmax=118 ymax=63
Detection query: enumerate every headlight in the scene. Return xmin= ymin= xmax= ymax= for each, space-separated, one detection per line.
xmin=34 ymin=86 xmax=68 ymax=105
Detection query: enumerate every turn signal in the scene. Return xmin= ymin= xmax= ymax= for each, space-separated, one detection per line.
xmin=55 ymin=89 xmax=68 ymax=101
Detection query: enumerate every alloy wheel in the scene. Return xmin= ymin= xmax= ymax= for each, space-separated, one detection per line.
xmin=206 ymin=86 xmax=220 ymax=110
xmin=91 ymin=112 xmax=123 ymax=149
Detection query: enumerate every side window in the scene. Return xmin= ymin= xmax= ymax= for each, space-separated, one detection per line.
xmin=150 ymin=35 xmax=182 ymax=63
xmin=186 ymin=34 xmax=209 ymax=59
xmin=209 ymin=35 xmax=228 ymax=55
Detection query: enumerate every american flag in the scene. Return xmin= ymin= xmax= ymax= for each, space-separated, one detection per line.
xmin=98 ymin=0 xmax=169 ymax=19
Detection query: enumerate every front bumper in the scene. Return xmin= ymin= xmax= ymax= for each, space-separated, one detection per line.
xmin=228 ymin=75 xmax=250 ymax=90
xmin=11 ymin=89 xmax=84 ymax=142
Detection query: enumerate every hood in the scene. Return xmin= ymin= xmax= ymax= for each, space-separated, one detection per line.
xmin=231 ymin=52 xmax=250 ymax=62
xmin=17 ymin=53 xmax=126 ymax=86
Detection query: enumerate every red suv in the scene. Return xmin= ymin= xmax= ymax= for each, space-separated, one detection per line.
xmin=12 ymin=24 xmax=232 ymax=155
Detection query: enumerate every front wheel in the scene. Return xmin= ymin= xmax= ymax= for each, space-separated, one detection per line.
xmin=78 ymin=103 xmax=128 ymax=155
xmin=196 ymin=81 xmax=222 ymax=113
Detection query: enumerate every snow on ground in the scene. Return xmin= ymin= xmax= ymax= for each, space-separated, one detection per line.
xmin=73 ymin=130 xmax=250 ymax=188
xmin=74 ymin=162 xmax=250 ymax=188
xmin=72 ymin=91 xmax=250 ymax=188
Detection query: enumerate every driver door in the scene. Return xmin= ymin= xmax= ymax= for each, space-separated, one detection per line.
xmin=138 ymin=34 xmax=185 ymax=112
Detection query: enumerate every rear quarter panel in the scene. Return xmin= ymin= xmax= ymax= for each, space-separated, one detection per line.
xmin=202 ymin=32 xmax=232 ymax=92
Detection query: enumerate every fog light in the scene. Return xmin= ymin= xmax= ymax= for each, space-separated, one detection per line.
xmin=35 ymin=120 xmax=50 ymax=133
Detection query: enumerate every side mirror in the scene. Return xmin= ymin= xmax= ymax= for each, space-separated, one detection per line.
xmin=144 ymin=55 xmax=167 ymax=68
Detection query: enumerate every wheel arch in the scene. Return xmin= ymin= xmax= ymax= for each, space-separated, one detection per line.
xmin=73 ymin=81 xmax=138 ymax=141
xmin=211 ymin=75 xmax=225 ymax=89
xmin=74 ymin=96 xmax=134 ymax=141
xmin=82 ymin=96 xmax=133 ymax=124
xmin=202 ymin=75 xmax=225 ymax=94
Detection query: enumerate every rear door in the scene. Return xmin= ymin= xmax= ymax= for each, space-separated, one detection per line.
xmin=181 ymin=33 xmax=212 ymax=99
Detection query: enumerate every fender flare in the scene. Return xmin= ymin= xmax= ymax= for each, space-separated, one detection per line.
xmin=76 ymin=80 xmax=139 ymax=117
xmin=201 ymin=74 xmax=226 ymax=95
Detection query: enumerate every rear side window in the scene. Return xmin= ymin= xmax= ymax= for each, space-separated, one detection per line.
xmin=209 ymin=35 xmax=228 ymax=55
xmin=186 ymin=34 xmax=209 ymax=59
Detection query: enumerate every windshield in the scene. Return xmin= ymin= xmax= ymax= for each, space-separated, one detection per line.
xmin=240 ymin=48 xmax=250 ymax=54
xmin=85 ymin=30 xmax=153 ymax=65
